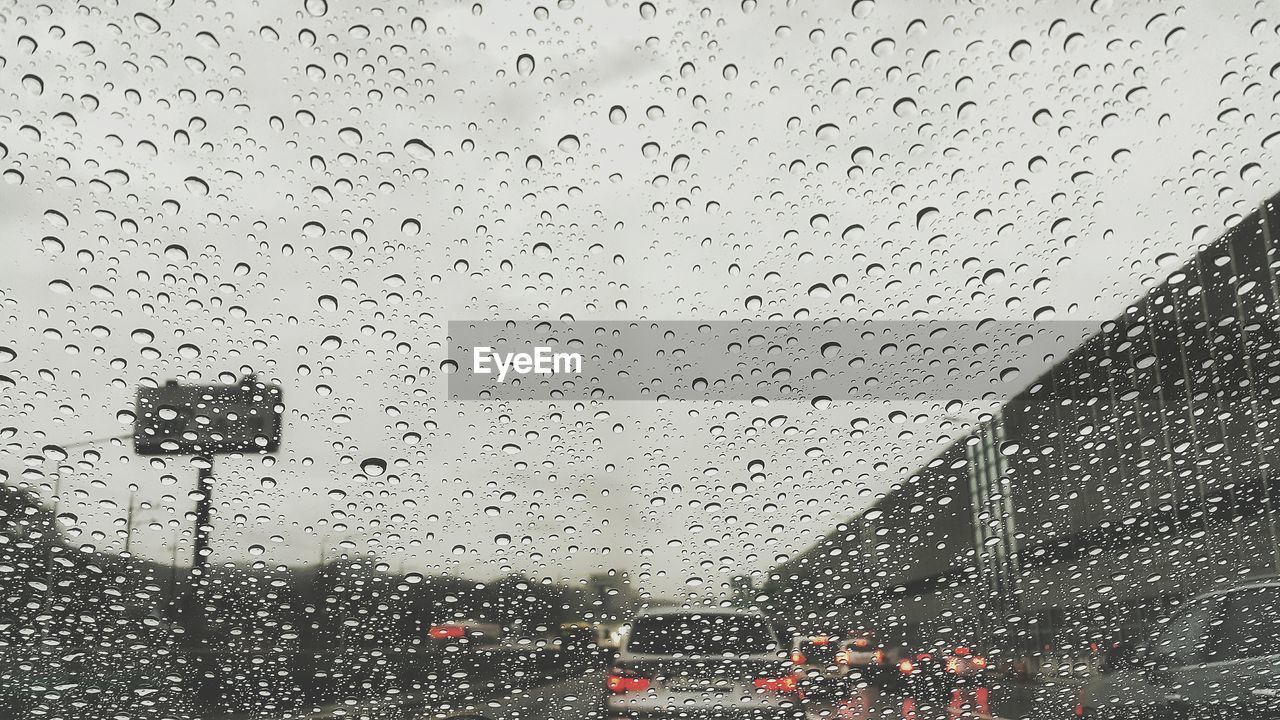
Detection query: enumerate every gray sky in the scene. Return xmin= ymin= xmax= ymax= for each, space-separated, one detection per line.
xmin=1 ymin=0 xmax=1277 ymax=597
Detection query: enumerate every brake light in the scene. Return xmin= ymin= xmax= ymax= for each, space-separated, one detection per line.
xmin=754 ymin=675 xmax=799 ymax=695
xmin=810 ymin=635 xmax=830 ymax=646
xmin=954 ymin=646 xmax=971 ymax=656
xmin=946 ymin=657 xmax=960 ymax=674
xmin=835 ymin=649 xmax=853 ymax=666
xmin=605 ymin=671 xmax=650 ymax=694
xmin=899 ymin=659 xmax=915 ymax=675
xmin=873 ymin=649 xmax=885 ymax=665
xmin=972 ymin=656 xmax=987 ymax=670
xmin=429 ymin=625 xmax=464 ymax=639
xmin=853 ymin=637 xmax=869 ymax=649
xmin=790 ymin=650 xmax=806 ymax=665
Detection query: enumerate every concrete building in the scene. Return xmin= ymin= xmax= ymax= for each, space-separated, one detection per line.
xmin=762 ymin=192 xmax=1280 ymax=655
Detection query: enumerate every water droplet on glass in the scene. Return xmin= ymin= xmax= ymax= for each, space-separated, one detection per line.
xmin=134 ymin=12 xmax=161 ymax=33
xmin=405 ymin=139 xmax=434 ymax=160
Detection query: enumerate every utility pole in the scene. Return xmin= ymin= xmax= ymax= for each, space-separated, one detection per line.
xmin=124 ymin=486 xmax=137 ymax=556
xmin=190 ymin=457 xmax=215 ymax=578
xmin=180 ymin=457 xmax=214 ymax=655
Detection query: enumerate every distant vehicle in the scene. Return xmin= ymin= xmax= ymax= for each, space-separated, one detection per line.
xmin=835 ymin=632 xmax=888 ymax=682
xmin=789 ymin=634 xmax=846 ymax=699
xmin=1074 ymin=642 xmax=1164 ymax=719
xmin=558 ymin=621 xmax=605 ymax=669
xmin=596 ymin=622 xmax=627 ymax=651
xmin=605 ymin=607 xmax=804 ymax=720
xmin=1077 ymin=577 xmax=1280 ymax=718
xmin=427 ymin=620 xmax=502 ymax=648
xmin=788 ymin=632 xmax=886 ymax=698
xmin=892 ymin=644 xmax=992 ymax=718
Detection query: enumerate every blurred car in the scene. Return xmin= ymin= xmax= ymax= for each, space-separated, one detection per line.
xmin=1077 ymin=576 xmax=1280 ymax=718
xmin=558 ymin=621 xmax=606 ymax=669
xmin=789 ymin=634 xmax=847 ymax=699
xmin=1074 ymin=642 xmax=1165 ymax=719
xmin=427 ymin=621 xmax=503 ymax=654
xmin=597 ymin=622 xmax=627 ymax=652
xmin=788 ymin=631 xmax=887 ymax=698
xmin=605 ymin=607 xmax=804 ymax=720
xmin=835 ymin=632 xmax=888 ymax=683
xmin=892 ymin=645 xmax=992 ymax=719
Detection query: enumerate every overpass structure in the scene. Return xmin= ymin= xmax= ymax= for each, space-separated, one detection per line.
xmin=760 ymin=191 xmax=1280 ymax=655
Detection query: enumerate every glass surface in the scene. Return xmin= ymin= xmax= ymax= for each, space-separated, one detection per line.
xmin=0 ymin=1 xmax=1278 ymax=719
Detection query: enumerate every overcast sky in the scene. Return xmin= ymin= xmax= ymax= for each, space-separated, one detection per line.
xmin=1 ymin=0 xmax=1278 ymax=597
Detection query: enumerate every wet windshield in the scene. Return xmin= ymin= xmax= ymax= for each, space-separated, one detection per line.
xmin=1 ymin=1 xmax=1278 ymax=719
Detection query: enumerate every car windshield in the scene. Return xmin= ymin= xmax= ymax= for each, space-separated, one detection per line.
xmin=3 ymin=2 xmax=1278 ymax=719
xmin=627 ymin=615 xmax=776 ymax=656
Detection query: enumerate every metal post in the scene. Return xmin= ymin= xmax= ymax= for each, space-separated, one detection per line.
xmin=124 ymin=488 xmax=136 ymax=556
xmin=191 ymin=458 xmax=214 ymax=577
xmin=185 ymin=457 xmax=216 ymax=709
xmin=182 ymin=458 xmax=214 ymax=637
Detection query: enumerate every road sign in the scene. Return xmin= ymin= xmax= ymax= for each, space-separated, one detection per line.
xmin=133 ymin=375 xmax=284 ymax=456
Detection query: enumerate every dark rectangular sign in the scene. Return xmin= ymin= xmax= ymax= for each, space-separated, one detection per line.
xmin=133 ymin=376 xmax=283 ymax=456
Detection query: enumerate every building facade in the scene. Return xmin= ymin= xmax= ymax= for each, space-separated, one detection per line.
xmin=762 ymin=192 xmax=1280 ymax=653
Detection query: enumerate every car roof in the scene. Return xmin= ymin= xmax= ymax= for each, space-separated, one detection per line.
xmin=1193 ymin=575 xmax=1280 ymax=601
xmin=633 ymin=606 xmax=765 ymax=618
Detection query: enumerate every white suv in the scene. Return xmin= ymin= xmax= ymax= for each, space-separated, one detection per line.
xmin=604 ymin=607 xmax=804 ymax=720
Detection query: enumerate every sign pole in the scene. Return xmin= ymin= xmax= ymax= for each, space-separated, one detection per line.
xmin=191 ymin=457 xmax=214 ymax=578
xmin=132 ymin=375 xmax=283 ymax=711
xmin=186 ymin=456 xmax=215 ymax=707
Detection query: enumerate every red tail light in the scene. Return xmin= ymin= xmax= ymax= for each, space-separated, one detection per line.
xmin=606 ymin=670 xmax=651 ymax=694
xmin=853 ymin=637 xmax=870 ymax=649
xmin=429 ymin=625 xmax=464 ymax=639
xmin=946 ymin=686 xmax=991 ymax=715
xmin=972 ymin=656 xmax=988 ymax=670
xmin=975 ymin=687 xmax=990 ymax=714
xmin=835 ymin=649 xmax=853 ymax=666
xmin=790 ymin=650 xmax=807 ymax=665
xmin=873 ymin=648 xmax=885 ymax=665
xmin=754 ymin=675 xmax=800 ymax=695
xmin=810 ymin=635 xmax=830 ymax=645
xmin=898 ymin=659 xmax=915 ymax=675
xmin=902 ymin=696 xmax=918 ymax=720
xmin=946 ymin=657 xmax=960 ymax=674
